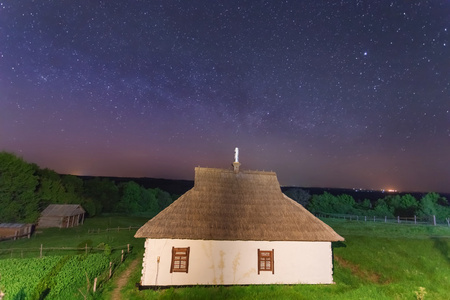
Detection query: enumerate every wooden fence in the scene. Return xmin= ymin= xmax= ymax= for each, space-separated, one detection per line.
xmin=87 ymin=226 xmax=141 ymax=234
xmin=0 ymin=243 xmax=132 ymax=259
xmin=316 ymin=212 xmax=450 ymax=227
xmin=0 ymin=232 xmax=32 ymax=242
xmin=0 ymin=243 xmax=134 ymax=298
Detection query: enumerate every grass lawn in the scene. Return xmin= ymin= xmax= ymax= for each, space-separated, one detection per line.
xmin=1 ymin=216 xmax=449 ymax=299
xmin=118 ymin=219 xmax=450 ymax=300
xmin=0 ymin=215 xmax=148 ymax=259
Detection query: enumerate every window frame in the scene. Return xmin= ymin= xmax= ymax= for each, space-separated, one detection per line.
xmin=258 ymin=248 xmax=274 ymax=274
xmin=170 ymin=246 xmax=190 ymax=273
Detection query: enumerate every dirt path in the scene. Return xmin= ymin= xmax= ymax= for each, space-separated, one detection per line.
xmin=111 ymin=258 xmax=140 ymax=300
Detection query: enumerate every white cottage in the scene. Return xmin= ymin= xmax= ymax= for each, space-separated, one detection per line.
xmin=135 ymin=159 xmax=344 ymax=287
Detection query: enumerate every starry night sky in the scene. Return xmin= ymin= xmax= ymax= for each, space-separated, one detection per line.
xmin=1 ymin=1 xmax=449 ymax=193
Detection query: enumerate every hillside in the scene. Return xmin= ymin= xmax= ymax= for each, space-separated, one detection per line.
xmin=1 ymin=216 xmax=450 ymax=299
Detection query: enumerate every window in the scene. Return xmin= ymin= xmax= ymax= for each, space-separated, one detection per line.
xmin=258 ymin=249 xmax=274 ymax=274
xmin=170 ymin=247 xmax=190 ymax=273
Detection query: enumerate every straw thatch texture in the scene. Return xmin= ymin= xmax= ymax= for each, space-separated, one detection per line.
xmin=135 ymin=167 xmax=344 ymax=242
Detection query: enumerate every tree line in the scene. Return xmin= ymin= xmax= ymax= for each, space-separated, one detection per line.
xmin=3 ymin=151 xmax=449 ymax=224
xmin=0 ymin=152 xmax=174 ymax=223
xmin=285 ymin=188 xmax=450 ymax=222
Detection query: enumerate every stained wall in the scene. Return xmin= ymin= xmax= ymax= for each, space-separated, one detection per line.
xmin=140 ymin=239 xmax=334 ymax=286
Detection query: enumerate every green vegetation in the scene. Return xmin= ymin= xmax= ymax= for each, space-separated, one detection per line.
xmin=1 ymin=216 xmax=449 ymax=299
xmin=119 ymin=219 xmax=450 ymax=300
xmin=0 ymin=216 xmax=146 ymax=299
xmin=2 ymin=152 xmax=450 ymax=299
xmin=0 ymin=254 xmax=116 ymax=299
xmin=0 ymin=152 xmax=173 ymax=223
xmin=0 ymin=216 xmax=147 ymax=258
xmin=0 ymin=256 xmax=62 ymax=298
xmin=308 ymin=191 xmax=450 ymax=222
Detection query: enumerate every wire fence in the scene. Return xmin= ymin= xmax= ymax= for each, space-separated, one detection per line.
xmin=316 ymin=212 xmax=450 ymax=227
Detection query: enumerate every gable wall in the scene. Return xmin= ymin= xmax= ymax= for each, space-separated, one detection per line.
xmin=37 ymin=213 xmax=84 ymax=228
xmin=140 ymin=239 xmax=334 ymax=286
xmin=0 ymin=224 xmax=33 ymax=240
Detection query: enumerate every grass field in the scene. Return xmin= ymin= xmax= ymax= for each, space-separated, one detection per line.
xmin=1 ymin=216 xmax=450 ymax=299
xmin=0 ymin=215 xmax=148 ymax=259
xmin=118 ymin=219 xmax=450 ymax=300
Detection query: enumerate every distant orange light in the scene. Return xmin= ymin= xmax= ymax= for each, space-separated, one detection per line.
xmin=381 ymin=188 xmax=398 ymax=193
xmin=68 ymin=169 xmax=85 ymax=176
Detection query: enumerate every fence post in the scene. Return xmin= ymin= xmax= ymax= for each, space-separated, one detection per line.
xmin=109 ymin=262 xmax=112 ymax=278
xmin=373 ymin=216 xmax=376 ymax=222
xmin=127 ymin=244 xmax=130 ymax=253
xmin=121 ymin=250 xmax=124 ymax=262
xmin=397 ymin=216 xmax=400 ymax=223
xmin=385 ymin=216 xmax=387 ymax=223
xmin=364 ymin=216 xmax=367 ymax=222
xmin=93 ymin=277 xmax=97 ymax=292
xmin=414 ymin=215 xmax=416 ymax=224
xmin=446 ymin=218 xmax=449 ymax=227
xmin=433 ymin=215 xmax=436 ymax=226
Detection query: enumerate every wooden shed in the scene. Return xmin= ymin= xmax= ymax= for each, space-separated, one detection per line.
xmin=135 ymin=157 xmax=344 ymax=287
xmin=0 ymin=223 xmax=33 ymax=241
xmin=37 ymin=204 xmax=85 ymax=228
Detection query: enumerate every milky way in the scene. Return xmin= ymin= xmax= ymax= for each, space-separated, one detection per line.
xmin=1 ymin=1 xmax=449 ymax=192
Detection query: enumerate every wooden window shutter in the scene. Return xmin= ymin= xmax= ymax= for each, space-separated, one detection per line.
xmin=258 ymin=248 xmax=274 ymax=274
xmin=258 ymin=249 xmax=261 ymax=274
xmin=170 ymin=247 xmax=190 ymax=273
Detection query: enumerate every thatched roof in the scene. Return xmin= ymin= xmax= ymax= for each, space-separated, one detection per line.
xmin=135 ymin=167 xmax=344 ymax=242
xmin=40 ymin=204 xmax=85 ymax=217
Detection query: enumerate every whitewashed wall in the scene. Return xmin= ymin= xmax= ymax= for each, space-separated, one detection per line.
xmin=140 ymin=239 xmax=334 ymax=286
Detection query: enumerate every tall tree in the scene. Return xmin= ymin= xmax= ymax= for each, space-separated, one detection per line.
xmin=139 ymin=188 xmax=159 ymax=213
xmin=284 ymin=188 xmax=311 ymax=206
xmin=333 ymin=194 xmax=356 ymax=214
xmin=384 ymin=194 xmax=418 ymax=217
xmin=417 ymin=193 xmax=439 ymax=218
xmin=156 ymin=188 xmax=173 ymax=211
xmin=307 ymin=192 xmax=336 ymax=214
xmin=116 ymin=181 xmax=141 ymax=213
xmin=83 ymin=178 xmax=120 ymax=213
xmin=36 ymin=168 xmax=67 ymax=208
xmin=0 ymin=152 xmax=39 ymax=222
xmin=373 ymin=198 xmax=395 ymax=217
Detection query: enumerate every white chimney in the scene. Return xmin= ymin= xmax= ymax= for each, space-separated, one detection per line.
xmin=233 ymin=147 xmax=241 ymax=173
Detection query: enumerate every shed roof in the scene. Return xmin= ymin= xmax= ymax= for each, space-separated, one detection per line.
xmin=40 ymin=204 xmax=85 ymax=217
xmin=135 ymin=167 xmax=344 ymax=242
xmin=0 ymin=223 xmax=30 ymax=228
